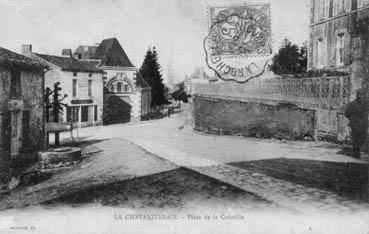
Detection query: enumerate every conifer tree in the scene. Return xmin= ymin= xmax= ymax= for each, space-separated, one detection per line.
xmin=269 ymin=38 xmax=307 ymax=77
xmin=139 ymin=47 xmax=166 ymax=107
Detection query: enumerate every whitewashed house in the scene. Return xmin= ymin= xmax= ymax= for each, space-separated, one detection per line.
xmin=22 ymin=45 xmax=104 ymax=128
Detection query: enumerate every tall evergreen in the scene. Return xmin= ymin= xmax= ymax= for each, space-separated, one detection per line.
xmin=269 ymin=38 xmax=307 ymax=77
xmin=139 ymin=47 xmax=166 ymax=107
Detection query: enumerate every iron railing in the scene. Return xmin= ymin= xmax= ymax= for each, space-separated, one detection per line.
xmin=193 ymin=76 xmax=351 ymax=109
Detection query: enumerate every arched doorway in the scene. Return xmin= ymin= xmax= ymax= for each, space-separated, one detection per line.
xmin=105 ymin=95 xmax=131 ymax=124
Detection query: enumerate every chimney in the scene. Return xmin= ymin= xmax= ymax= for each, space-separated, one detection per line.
xmin=62 ymin=49 xmax=72 ymax=58
xmin=22 ymin=44 xmax=32 ymax=57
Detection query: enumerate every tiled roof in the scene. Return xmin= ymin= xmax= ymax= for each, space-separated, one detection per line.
xmin=35 ymin=53 xmax=103 ymax=73
xmin=0 ymin=46 xmax=46 ymax=70
xmin=92 ymin=38 xmax=134 ymax=67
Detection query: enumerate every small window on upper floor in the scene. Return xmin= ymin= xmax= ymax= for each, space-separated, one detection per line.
xmin=88 ymin=80 xmax=92 ymax=97
xmin=73 ymin=72 xmax=77 ymax=77
xmin=316 ymin=38 xmax=324 ymax=68
xmin=358 ymin=0 xmax=364 ymax=8
xmin=345 ymin=0 xmax=352 ymax=12
xmin=73 ymin=79 xmax=78 ymax=97
xmin=336 ymin=33 xmax=345 ymax=66
xmin=88 ymin=73 xmax=92 ymax=78
xmin=10 ymin=70 xmax=21 ymax=98
xmin=333 ymin=0 xmax=339 ymax=16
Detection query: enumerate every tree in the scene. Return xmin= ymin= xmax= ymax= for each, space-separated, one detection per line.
xmin=172 ymin=82 xmax=188 ymax=105
xmin=269 ymin=38 xmax=307 ymax=77
xmin=44 ymin=82 xmax=67 ymax=146
xmin=139 ymin=47 xmax=166 ymax=107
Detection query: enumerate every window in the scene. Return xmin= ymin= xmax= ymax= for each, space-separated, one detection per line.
xmin=124 ymin=84 xmax=129 ymax=93
xmin=10 ymin=70 xmax=21 ymax=98
xmin=317 ymin=38 xmax=323 ymax=68
xmin=324 ymin=0 xmax=330 ymax=18
xmin=81 ymin=106 xmax=88 ymax=122
xmin=345 ymin=0 xmax=352 ymax=12
xmin=336 ymin=33 xmax=345 ymax=66
xmin=88 ymin=73 xmax=92 ymax=78
xmin=338 ymin=0 xmax=344 ymax=13
xmin=72 ymin=79 xmax=77 ymax=97
xmin=314 ymin=0 xmax=319 ymax=22
xmin=333 ymin=0 xmax=339 ymax=15
xmin=94 ymin=105 xmax=98 ymax=121
xmin=329 ymin=0 xmax=334 ymax=17
xmin=73 ymin=72 xmax=77 ymax=77
xmin=117 ymin=82 xmax=122 ymax=92
xmin=358 ymin=0 xmax=364 ymax=8
xmin=88 ymin=80 xmax=92 ymax=97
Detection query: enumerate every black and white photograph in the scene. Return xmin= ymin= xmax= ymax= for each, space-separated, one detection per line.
xmin=0 ymin=0 xmax=369 ymax=233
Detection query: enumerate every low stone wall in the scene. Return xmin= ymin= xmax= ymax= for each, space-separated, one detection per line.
xmin=193 ymin=95 xmax=316 ymax=140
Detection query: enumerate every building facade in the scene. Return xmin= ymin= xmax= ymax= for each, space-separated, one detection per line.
xmin=0 ymin=47 xmax=46 ymax=185
xmin=309 ymin=0 xmax=369 ymax=92
xmin=74 ymin=38 xmax=151 ymax=124
xmin=308 ymin=0 xmax=369 ymax=141
xmin=22 ymin=45 xmax=104 ymax=128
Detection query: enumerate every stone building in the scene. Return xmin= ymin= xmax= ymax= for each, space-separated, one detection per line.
xmin=22 ymin=45 xmax=105 ymax=128
xmin=74 ymin=38 xmax=151 ymax=123
xmin=309 ymin=0 xmax=369 ymax=141
xmin=0 ymin=46 xmax=46 ymax=186
xmin=309 ymin=0 xmax=369 ymax=89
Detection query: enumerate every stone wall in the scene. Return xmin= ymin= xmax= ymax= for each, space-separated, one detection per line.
xmin=193 ymin=95 xmax=316 ymax=140
xmin=21 ymin=70 xmax=45 ymax=150
xmin=0 ymin=66 xmax=45 ymax=153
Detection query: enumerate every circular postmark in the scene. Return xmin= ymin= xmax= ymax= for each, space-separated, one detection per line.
xmin=204 ymin=4 xmax=272 ymax=83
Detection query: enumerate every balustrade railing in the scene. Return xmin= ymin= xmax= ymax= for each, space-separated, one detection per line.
xmin=193 ymin=76 xmax=351 ymax=109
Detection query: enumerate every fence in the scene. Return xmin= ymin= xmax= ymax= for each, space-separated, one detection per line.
xmin=193 ymin=76 xmax=351 ymax=109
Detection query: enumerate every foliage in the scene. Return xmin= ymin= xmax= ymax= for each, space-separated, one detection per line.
xmin=171 ymin=82 xmax=188 ymax=103
xmin=269 ymin=38 xmax=307 ymax=77
xmin=139 ymin=47 xmax=166 ymax=107
xmin=44 ymin=82 xmax=67 ymax=123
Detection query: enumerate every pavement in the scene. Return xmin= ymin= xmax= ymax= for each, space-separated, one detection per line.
xmin=0 ymin=138 xmax=178 ymax=210
xmin=50 ymin=103 xmax=369 ymax=214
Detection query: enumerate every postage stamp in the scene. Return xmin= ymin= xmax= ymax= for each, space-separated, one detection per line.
xmin=204 ymin=3 xmax=272 ymax=83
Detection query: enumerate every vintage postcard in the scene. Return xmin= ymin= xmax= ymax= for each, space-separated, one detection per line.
xmin=1 ymin=0 xmax=369 ymax=233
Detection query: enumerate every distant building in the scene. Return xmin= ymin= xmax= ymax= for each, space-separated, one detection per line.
xmin=22 ymin=45 xmax=105 ymax=128
xmin=74 ymin=38 xmax=151 ymax=123
xmin=0 ymin=46 xmax=46 ymax=185
xmin=184 ymin=67 xmax=213 ymax=95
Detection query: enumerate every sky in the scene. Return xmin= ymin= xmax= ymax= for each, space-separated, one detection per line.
xmin=0 ymin=0 xmax=309 ymax=83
